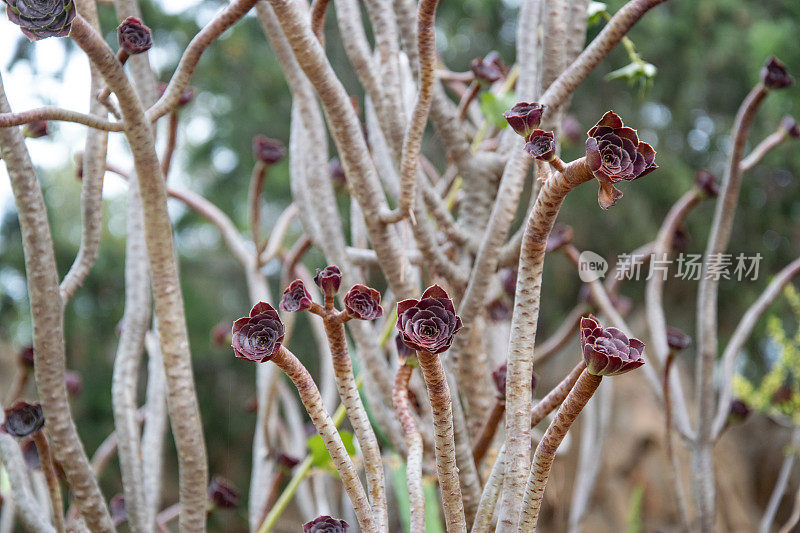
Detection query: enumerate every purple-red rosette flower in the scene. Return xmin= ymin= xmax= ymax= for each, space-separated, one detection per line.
xmin=585 ymin=111 xmax=657 ymax=209
xmin=303 ymin=515 xmax=350 ymax=533
xmin=470 ymin=51 xmax=506 ymax=84
xmin=22 ymin=120 xmax=49 ymax=138
xmin=1 ymin=401 xmax=44 ymax=438
xmin=503 ymin=102 xmax=545 ymax=139
xmin=695 ymin=169 xmax=719 ymax=198
xmin=3 ymin=0 xmax=76 ymax=41
xmin=780 ymin=115 xmax=800 ymax=138
xmin=666 ymin=326 xmax=691 ymax=352
xmin=232 ymin=302 xmax=285 ymax=363
xmin=208 ymin=476 xmax=240 ymax=509
xmin=523 ymin=130 xmax=556 ymax=161
xmin=117 ymin=17 xmax=152 ymax=55
xmin=344 ymin=284 xmax=383 ymax=320
xmin=314 ymin=265 xmax=342 ymax=298
xmin=280 ymin=279 xmax=313 ymax=313
xmin=760 ymin=57 xmax=794 ymax=90
xmin=580 ymin=315 xmax=645 ymax=377
xmin=252 ymin=135 xmax=286 ymax=165
xmin=396 ymin=285 xmax=463 ymax=355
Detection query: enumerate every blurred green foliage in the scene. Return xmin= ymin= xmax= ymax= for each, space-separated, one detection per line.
xmin=0 ymin=0 xmax=799 ymax=521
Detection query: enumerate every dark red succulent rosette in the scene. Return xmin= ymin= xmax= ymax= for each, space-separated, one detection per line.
xmin=231 ymin=302 xmax=285 ymax=363
xmin=580 ymin=315 xmax=645 ymax=377
xmin=780 ymin=115 xmax=800 ymax=138
xmin=117 ymin=17 xmax=152 ymax=55
xmin=760 ymin=57 xmax=794 ymax=90
xmin=252 ymin=135 xmax=286 ymax=165
xmin=303 ymin=515 xmax=350 ymax=533
xmin=523 ymin=129 xmax=556 ymax=161
xmin=314 ymin=265 xmax=342 ymax=298
xmin=280 ymin=279 xmax=313 ymax=313
xmin=396 ymin=285 xmax=462 ymax=355
xmin=585 ymin=111 xmax=657 ymax=209
xmin=666 ymin=326 xmax=691 ymax=352
xmin=208 ymin=476 xmax=239 ymax=509
xmin=470 ymin=51 xmax=506 ymax=84
xmin=1 ymin=401 xmax=44 ymax=438
xmin=276 ymin=453 xmax=301 ymax=471
xmin=22 ymin=120 xmax=49 ymax=138
xmin=695 ymin=169 xmax=719 ymax=198
xmin=344 ymin=284 xmax=383 ymax=320
xmin=503 ymin=102 xmax=545 ymax=139
xmin=3 ymin=0 xmax=76 ymax=41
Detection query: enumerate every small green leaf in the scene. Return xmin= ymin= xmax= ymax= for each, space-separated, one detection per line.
xmin=479 ymin=92 xmax=517 ymax=129
xmin=587 ymin=1 xmax=608 ymax=26
xmin=306 ymin=431 xmax=357 ymax=470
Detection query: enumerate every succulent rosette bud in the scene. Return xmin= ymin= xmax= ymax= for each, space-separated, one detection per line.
xmin=303 ymin=515 xmax=350 ymax=533
xmin=231 ymin=302 xmax=285 ymax=363
xmin=780 ymin=115 xmax=800 ymax=138
xmin=208 ymin=476 xmax=239 ymax=509
xmin=22 ymin=120 xmax=49 ymax=138
xmin=314 ymin=265 xmax=342 ymax=298
xmin=252 ymin=135 xmax=286 ymax=165
xmin=280 ymin=279 xmax=313 ymax=313
xmin=503 ymin=102 xmax=545 ymax=139
xmin=2 ymin=0 xmax=76 ymax=41
xmin=695 ymin=170 xmax=719 ymax=198
xmin=585 ymin=111 xmax=657 ymax=209
xmin=486 ymin=299 xmax=511 ymax=322
xmin=117 ymin=17 xmax=152 ymax=55
xmin=666 ymin=326 xmax=691 ymax=352
xmin=396 ymin=285 xmax=462 ymax=355
xmin=211 ymin=321 xmax=232 ymax=348
xmin=1 ymin=401 xmax=44 ymax=438
xmin=110 ymin=494 xmax=128 ymax=526
xmin=470 ymin=51 xmax=506 ymax=84
xmin=492 ymin=362 xmax=537 ymax=400
xmin=760 ymin=57 xmax=794 ymax=90
xmin=523 ymin=130 xmax=556 ymax=161
xmin=18 ymin=344 xmax=34 ymax=368
xmin=344 ymin=284 xmax=383 ymax=320
xmin=21 ymin=440 xmax=40 ymax=470
xmin=545 ymin=224 xmax=573 ymax=252
xmin=728 ymin=398 xmax=751 ymax=425
xmin=580 ymin=315 xmax=645 ymax=376
xmin=65 ymin=370 xmax=83 ymax=396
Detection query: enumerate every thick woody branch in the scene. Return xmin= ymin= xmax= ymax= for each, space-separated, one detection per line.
xmin=0 ymin=72 xmax=115 ymax=532
xmin=393 ymin=364 xmax=425 ymax=533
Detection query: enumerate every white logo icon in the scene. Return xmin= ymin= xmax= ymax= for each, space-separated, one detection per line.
xmin=578 ymin=251 xmax=608 ymax=283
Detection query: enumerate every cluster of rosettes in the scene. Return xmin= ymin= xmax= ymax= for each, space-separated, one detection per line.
xmin=503 ymin=103 xmax=558 ymax=162
xmin=2 ymin=0 xmax=76 ymax=41
xmin=586 ymin=111 xmax=657 ymax=209
xmin=580 ymin=315 xmax=645 ymax=376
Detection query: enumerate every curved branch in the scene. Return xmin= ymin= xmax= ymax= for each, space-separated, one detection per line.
xmin=0 ymin=107 xmax=123 ymax=132
xmin=740 ymin=128 xmax=790 ymax=172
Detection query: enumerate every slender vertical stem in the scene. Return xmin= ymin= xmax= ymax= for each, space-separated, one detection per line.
xmin=761 ymin=428 xmax=800 ymax=533
xmin=695 ymin=84 xmax=767 ymax=531
xmin=32 ymin=432 xmax=65 ymax=533
xmin=249 ymin=161 xmax=268 ymax=257
xmin=471 ymin=444 xmax=506 ymax=533
xmin=322 ymin=316 xmax=387 ymax=531
xmin=416 ymin=350 xmax=467 ymax=533
xmin=519 ymin=370 xmax=602 ymax=530
xmin=0 ymin=71 xmax=115 ymax=533
xmin=271 ymin=347 xmax=376 ymax=531
xmin=160 ymin=112 xmax=179 ymax=179
xmin=393 ymin=364 xmax=425 ymax=533
xmin=0 ymin=431 xmax=55 ymax=533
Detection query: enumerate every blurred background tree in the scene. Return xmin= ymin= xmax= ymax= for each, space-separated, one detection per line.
xmin=0 ymin=0 xmax=798 ymax=528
